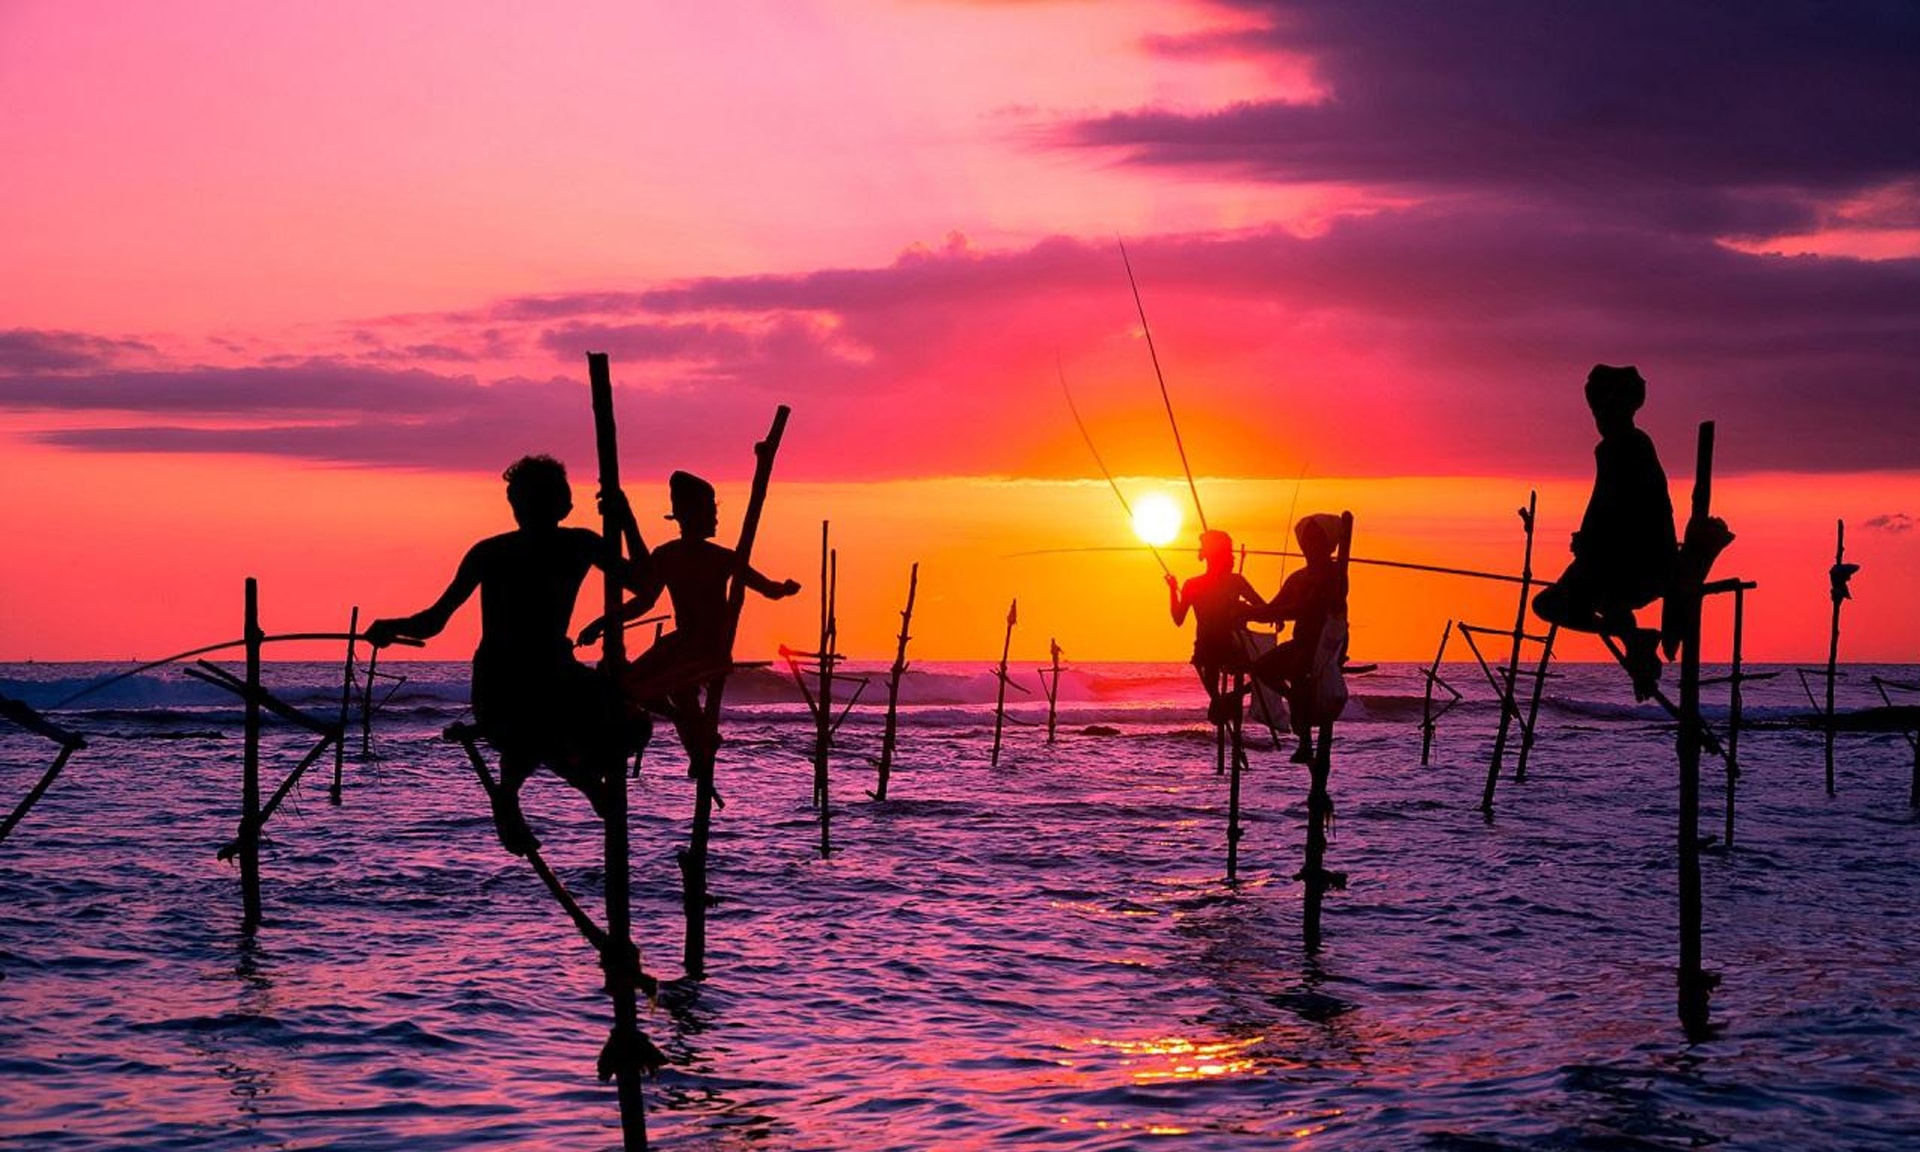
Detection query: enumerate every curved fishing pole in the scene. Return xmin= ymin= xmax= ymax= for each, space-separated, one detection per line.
xmin=1058 ymin=356 xmax=1174 ymax=580
xmin=51 ymin=631 xmax=420 ymax=709
xmin=1117 ymin=237 xmax=1208 ymax=534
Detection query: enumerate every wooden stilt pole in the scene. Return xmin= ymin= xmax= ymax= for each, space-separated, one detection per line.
xmin=1726 ymin=585 xmax=1746 ymax=847
xmin=1042 ymin=638 xmax=1063 ymax=745
xmin=1481 ymin=492 xmax=1537 ymax=814
xmin=588 ymin=352 xmax=649 ymax=1151
xmin=332 ymin=607 xmax=357 ymax=805
xmin=1824 ymin=519 xmax=1846 ymax=797
xmin=1302 ymin=512 xmax=1354 ymax=951
xmin=990 ymin=599 xmax=1016 ymax=768
xmin=681 ymin=406 xmax=791 ymax=980
xmin=241 ymin=577 xmax=263 ymax=930
xmin=815 ymin=541 xmax=837 ymax=858
xmin=1225 ymin=670 xmax=1246 ymax=881
xmin=360 ymin=643 xmax=380 ymax=756
xmin=1420 ymin=621 xmax=1452 ymax=767
xmin=1677 ymin=422 xmax=1716 ymax=1037
xmin=0 ymin=697 xmax=85 ymax=846
xmin=1513 ymin=622 xmax=1558 ymax=783
xmin=873 ymin=563 xmax=918 ymax=801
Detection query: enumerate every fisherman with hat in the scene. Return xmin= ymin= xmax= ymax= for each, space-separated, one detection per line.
xmin=1168 ymin=527 xmax=1268 ymax=724
xmin=1248 ymin=513 xmax=1351 ymax=763
xmin=1533 ymin=364 xmax=1678 ymax=700
xmin=580 ymin=470 xmax=801 ymax=755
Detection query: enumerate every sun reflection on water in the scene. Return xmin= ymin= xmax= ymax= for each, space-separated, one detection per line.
xmin=1085 ymin=1034 xmax=1263 ymax=1082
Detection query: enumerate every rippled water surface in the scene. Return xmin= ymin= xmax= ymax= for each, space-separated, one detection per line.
xmin=4 ymin=661 xmax=1919 ymax=1149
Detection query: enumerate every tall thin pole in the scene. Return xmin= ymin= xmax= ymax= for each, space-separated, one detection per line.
xmin=1514 ymin=622 xmax=1558 ymax=782
xmin=1118 ymin=238 xmax=1207 ymax=532
xmin=1482 ymin=492 xmax=1536 ymax=813
xmin=991 ymin=599 xmax=1016 ymax=768
xmin=1225 ymin=670 xmax=1246 ymax=881
xmin=1726 ymin=585 xmax=1746 ymax=847
xmin=874 ymin=563 xmax=919 ymax=801
xmin=241 ymin=577 xmax=263 ymax=930
xmin=1420 ymin=621 xmax=1452 ymax=767
xmin=588 ymin=352 xmax=648 ymax=1151
xmin=815 ymin=540 xmax=837 ymax=857
xmin=1824 ymin=519 xmax=1846 ymax=796
xmin=1043 ymin=638 xmax=1063 ymax=745
xmin=1677 ymin=422 xmax=1715 ymax=1037
xmin=332 ymin=606 xmax=357 ymax=805
xmin=682 ymin=406 xmax=790 ymax=979
xmin=1302 ymin=512 xmax=1354 ymax=951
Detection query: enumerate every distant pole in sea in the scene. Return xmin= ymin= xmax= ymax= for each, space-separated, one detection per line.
xmin=241 ymin=577 xmax=263 ymax=931
xmin=1824 ymin=519 xmax=1851 ymax=797
xmin=873 ymin=562 xmax=919 ymax=801
xmin=1041 ymin=638 xmax=1064 ymax=745
xmin=331 ymin=606 xmax=357 ymax=805
xmin=812 ymin=525 xmax=838 ymax=858
xmin=1481 ymin=492 xmax=1540 ymax=812
xmin=991 ymin=599 xmax=1017 ymax=768
xmin=1419 ymin=620 xmax=1457 ymax=767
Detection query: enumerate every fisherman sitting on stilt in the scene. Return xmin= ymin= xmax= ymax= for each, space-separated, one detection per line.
xmin=1532 ymin=365 xmax=1726 ymax=701
xmin=365 ymin=455 xmax=653 ymax=856
xmin=578 ymin=470 xmax=801 ymax=762
xmin=1168 ymin=529 xmax=1267 ymax=726
xmin=1248 ymin=514 xmax=1351 ymax=764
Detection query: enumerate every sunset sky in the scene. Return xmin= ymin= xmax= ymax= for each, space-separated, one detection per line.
xmin=2 ymin=1 xmax=1915 ymax=664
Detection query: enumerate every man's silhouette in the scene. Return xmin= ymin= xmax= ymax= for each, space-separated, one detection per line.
xmin=1249 ymin=514 xmax=1350 ymax=763
xmin=1168 ymin=528 xmax=1266 ymax=723
xmin=1532 ymin=364 xmax=1677 ymax=700
xmin=366 ymin=455 xmax=652 ymax=854
xmin=578 ymin=470 xmax=800 ymax=755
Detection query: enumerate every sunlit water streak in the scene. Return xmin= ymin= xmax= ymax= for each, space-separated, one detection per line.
xmin=3 ymin=661 xmax=1918 ymax=1149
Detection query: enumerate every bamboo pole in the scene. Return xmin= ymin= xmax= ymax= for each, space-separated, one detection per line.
xmin=873 ymin=563 xmax=919 ymax=800
xmin=816 ymin=541 xmax=838 ymax=858
xmin=680 ymin=405 xmax=790 ymax=979
xmin=990 ymin=599 xmax=1017 ymax=768
xmin=1727 ymin=585 xmax=1746 ymax=846
xmin=1481 ymin=493 xmax=1537 ymax=814
xmin=1302 ymin=512 xmax=1354 ymax=950
xmin=588 ymin=351 xmax=649 ymax=1151
xmin=1677 ymin=422 xmax=1715 ymax=1037
xmin=1225 ymin=669 xmax=1247 ymax=881
xmin=1513 ymin=622 xmax=1558 ymax=783
xmin=241 ymin=578 xmax=263 ymax=930
xmin=1419 ymin=621 xmax=1451 ymax=766
xmin=1824 ymin=519 xmax=1846 ymax=797
xmin=0 ymin=696 xmax=85 ymax=846
xmin=1042 ymin=638 xmax=1063 ymax=745
xmin=332 ymin=607 xmax=357 ymax=805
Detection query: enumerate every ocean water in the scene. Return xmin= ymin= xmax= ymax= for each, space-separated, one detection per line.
xmin=3 ymin=658 xmax=1918 ymax=1150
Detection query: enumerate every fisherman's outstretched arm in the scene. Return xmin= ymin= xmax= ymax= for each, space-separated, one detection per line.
xmin=366 ymin=549 xmax=482 ymax=646
xmin=742 ymin=564 xmax=801 ymax=600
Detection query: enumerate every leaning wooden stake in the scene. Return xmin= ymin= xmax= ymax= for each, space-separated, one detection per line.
xmin=990 ymin=599 xmax=1017 ymax=767
xmin=1419 ymin=621 xmax=1462 ymax=766
xmin=332 ymin=607 xmax=358 ymax=805
xmin=1512 ymin=622 xmax=1559 ymax=783
xmin=0 ymin=695 xmax=86 ymax=846
xmin=1224 ymin=669 xmax=1248 ymax=881
xmin=680 ymin=405 xmax=791 ymax=980
xmin=872 ymin=562 xmax=919 ymax=801
xmin=240 ymin=577 xmax=264 ymax=930
xmin=1676 ymin=422 xmax=1717 ymax=1037
xmin=811 ymin=528 xmax=838 ymax=858
xmin=1823 ymin=519 xmax=1850 ymax=796
xmin=1481 ymin=493 xmax=1537 ymax=813
xmin=588 ymin=352 xmax=649 ymax=1151
xmin=1302 ymin=512 xmax=1354 ymax=950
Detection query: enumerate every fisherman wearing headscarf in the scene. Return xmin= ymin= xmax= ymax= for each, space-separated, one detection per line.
xmin=1168 ymin=528 xmax=1267 ymax=722
xmin=1533 ymin=364 xmax=1678 ymax=699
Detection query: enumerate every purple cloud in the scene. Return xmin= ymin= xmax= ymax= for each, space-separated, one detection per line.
xmin=1865 ymin=513 xmax=1913 ymax=534
xmin=1067 ymin=2 xmax=1920 ymax=236
xmin=0 ymin=329 xmax=156 ymax=373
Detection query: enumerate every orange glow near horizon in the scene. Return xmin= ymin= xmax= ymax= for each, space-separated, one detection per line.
xmin=3 ymin=437 xmax=1914 ymax=667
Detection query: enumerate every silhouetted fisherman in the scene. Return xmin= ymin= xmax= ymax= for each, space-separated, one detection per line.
xmin=366 ymin=455 xmax=651 ymax=855
xmin=1532 ymin=364 xmax=1677 ymax=700
xmin=1249 ymin=514 xmax=1351 ymax=763
xmin=1168 ymin=528 xmax=1266 ymax=723
xmin=579 ymin=470 xmax=800 ymax=757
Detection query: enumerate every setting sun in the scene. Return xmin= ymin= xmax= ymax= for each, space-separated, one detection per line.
xmin=1131 ymin=492 xmax=1184 ymax=547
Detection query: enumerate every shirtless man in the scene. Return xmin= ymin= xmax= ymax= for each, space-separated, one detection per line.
xmin=1168 ymin=528 xmax=1267 ymax=724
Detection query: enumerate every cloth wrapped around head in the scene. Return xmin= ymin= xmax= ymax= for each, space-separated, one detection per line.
xmin=1295 ymin=513 xmax=1348 ymax=557
xmin=1584 ymin=364 xmax=1646 ymax=414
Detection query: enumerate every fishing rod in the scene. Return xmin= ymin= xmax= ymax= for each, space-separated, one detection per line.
xmin=52 ymin=631 xmax=422 ymax=709
xmin=1008 ymin=545 xmax=1551 ymax=589
xmin=1058 ymin=357 xmax=1174 ymax=580
xmin=1118 ymin=237 xmax=1209 ymax=533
